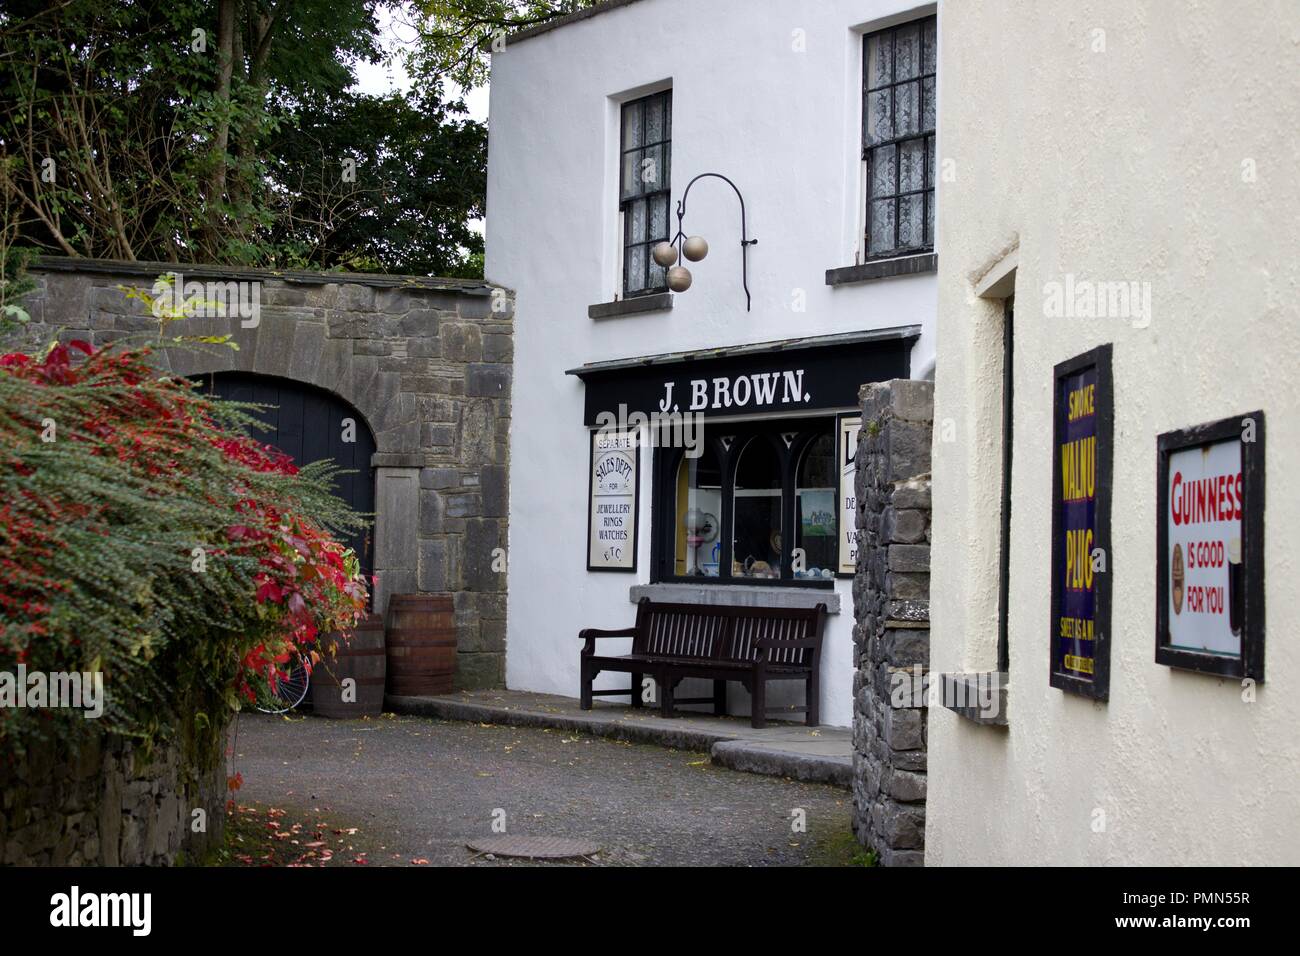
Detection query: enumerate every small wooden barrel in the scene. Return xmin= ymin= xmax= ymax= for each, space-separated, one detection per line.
xmin=385 ymin=594 xmax=456 ymax=696
xmin=311 ymin=615 xmax=386 ymax=718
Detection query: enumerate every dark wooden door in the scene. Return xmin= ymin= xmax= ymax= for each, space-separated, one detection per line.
xmin=199 ymin=373 xmax=376 ymax=587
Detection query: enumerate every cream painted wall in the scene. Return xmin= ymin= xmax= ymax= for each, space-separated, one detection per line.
xmin=926 ymin=0 xmax=1300 ymax=864
xmin=485 ymin=0 xmax=941 ymax=727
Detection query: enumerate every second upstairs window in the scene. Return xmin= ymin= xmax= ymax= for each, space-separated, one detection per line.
xmin=863 ymin=16 xmax=936 ymax=259
xmin=620 ymin=90 xmax=672 ymax=297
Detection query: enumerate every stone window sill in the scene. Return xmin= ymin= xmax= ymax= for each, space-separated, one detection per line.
xmin=939 ymin=672 xmax=1008 ymax=726
xmin=588 ymin=292 xmax=673 ymax=319
xmin=826 ymin=253 xmax=937 ymax=287
xmin=630 ymin=582 xmax=840 ymax=614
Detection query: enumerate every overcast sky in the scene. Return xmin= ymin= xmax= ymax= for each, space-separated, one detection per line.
xmin=351 ymin=2 xmax=491 ymax=122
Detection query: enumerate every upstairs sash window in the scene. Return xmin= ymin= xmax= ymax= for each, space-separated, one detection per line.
xmin=863 ymin=16 xmax=937 ymax=259
xmin=620 ymin=90 xmax=672 ymax=296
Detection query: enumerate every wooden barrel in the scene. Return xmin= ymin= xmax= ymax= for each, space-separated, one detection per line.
xmin=310 ymin=614 xmax=386 ymax=718
xmin=385 ymin=594 xmax=456 ymax=696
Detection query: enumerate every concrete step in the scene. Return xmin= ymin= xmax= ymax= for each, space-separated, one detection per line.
xmin=386 ymin=689 xmax=851 ymax=789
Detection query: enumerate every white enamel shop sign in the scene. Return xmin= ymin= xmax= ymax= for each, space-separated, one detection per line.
xmin=837 ymin=415 xmax=861 ymax=575
xmin=1165 ymin=440 xmax=1243 ymax=657
xmin=587 ymin=429 xmax=640 ymax=572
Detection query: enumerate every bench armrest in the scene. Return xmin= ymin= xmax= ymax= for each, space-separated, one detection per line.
xmin=579 ymin=627 xmax=637 ymax=640
xmin=579 ymin=626 xmax=637 ymax=655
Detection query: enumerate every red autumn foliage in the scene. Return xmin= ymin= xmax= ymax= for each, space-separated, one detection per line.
xmin=0 ymin=341 xmax=368 ymax=733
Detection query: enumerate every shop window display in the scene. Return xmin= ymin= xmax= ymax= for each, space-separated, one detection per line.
xmin=656 ymin=419 xmax=837 ymax=587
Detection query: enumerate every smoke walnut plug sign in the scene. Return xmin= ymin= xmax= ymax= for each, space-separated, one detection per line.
xmin=1058 ymin=369 xmax=1099 ymax=676
xmin=1050 ymin=345 xmax=1112 ymax=699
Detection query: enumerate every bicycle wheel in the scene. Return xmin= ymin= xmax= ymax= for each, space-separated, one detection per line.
xmin=255 ymin=659 xmax=310 ymax=714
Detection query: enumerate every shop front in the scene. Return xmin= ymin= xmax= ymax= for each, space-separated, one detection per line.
xmin=565 ymin=328 xmax=918 ymax=722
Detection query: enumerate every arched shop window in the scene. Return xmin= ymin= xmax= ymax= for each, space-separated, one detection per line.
xmin=655 ymin=419 xmax=837 ymax=587
xmin=674 ymin=441 xmax=722 ymax=576
xmin=733 ymin=435 xmax=784 ymax=579
xmin=796 ymin=433 xmax=837 ymax=577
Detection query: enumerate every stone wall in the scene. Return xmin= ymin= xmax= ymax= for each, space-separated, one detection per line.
xmin=851 ymin=379 xmax=933 ymax=866
xmin=13 ymin=257 xmax=513 ymax=689
xmin=0 ymin=726 xmax=229 ymax=866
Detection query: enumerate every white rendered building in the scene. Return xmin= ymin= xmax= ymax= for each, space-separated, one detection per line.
xmin=486 ymin=0 xmax=942 ymax=727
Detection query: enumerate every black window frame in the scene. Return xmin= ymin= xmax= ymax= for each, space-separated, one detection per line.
xmin=862 ymin=15 xmax=937 ymax=260
xmin=996 ymin=297 xmax=1013 ymax=673
xmin=651 ymin=418 xmax=838 ymax=589
xmin=619 ymin=90 xmax=673 ymax=297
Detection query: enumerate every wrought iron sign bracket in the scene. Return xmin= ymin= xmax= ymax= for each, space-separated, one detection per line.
xmin=661 ymin=172 xmax=758 ymax=311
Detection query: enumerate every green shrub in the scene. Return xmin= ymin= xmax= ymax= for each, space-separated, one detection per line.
xmin=0 ymin=341 xmax=369 ymax=753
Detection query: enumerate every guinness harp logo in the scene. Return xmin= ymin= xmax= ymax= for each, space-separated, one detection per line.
xmin=1171 ymin=543 xmax=1185 ymax=615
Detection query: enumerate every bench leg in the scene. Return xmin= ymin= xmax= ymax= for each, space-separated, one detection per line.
xmin=630 ymin=671 xmax=643 ymax=708
xmin=806 ymin=671 xmax=820 ymax=727
xmin=580 ymin=662 xmax=594 ymax=710
xmin=660 ymin=675 xmax=674 ymax=718
xmin=712 ymin=679 xmax=727 ymax=716
xmin=751 ymin=675 xmax=766 ymax=729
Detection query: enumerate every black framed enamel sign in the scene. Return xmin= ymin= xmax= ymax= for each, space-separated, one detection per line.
xmin=1049 ymin=344 xmax=1113 ymax=700
xmin=587 ymin=429 xmax=641 ymax=572
xmin=1155 ymin=412 xmax=1265 ymax=681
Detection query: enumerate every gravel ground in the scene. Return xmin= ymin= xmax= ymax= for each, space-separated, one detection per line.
xmin=231 ymin=712 xmax=855 ymax=866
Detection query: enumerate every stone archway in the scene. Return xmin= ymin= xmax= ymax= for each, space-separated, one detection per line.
xmin=20 ymin=258 xmax=514 ymax=688
xmin=169 ymin=299 xmax=418 ymax=616
xmin=196 ymin=372 xmax=379 ymax=587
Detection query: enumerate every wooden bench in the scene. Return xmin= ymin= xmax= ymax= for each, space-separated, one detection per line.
xmin=579 ymin=597 xmax=828 ymax=728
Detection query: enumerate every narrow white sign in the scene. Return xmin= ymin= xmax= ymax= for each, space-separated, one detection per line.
xmin=588 ymin=429 xmax=639 ymax=571
xmin=838 ymin=415 xmax=861 ymax=575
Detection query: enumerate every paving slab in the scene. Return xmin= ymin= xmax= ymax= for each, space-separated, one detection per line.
xmin=386 ymin=688 xmax=852 ymax=788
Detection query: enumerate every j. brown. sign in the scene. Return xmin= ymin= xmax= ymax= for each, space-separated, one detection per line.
xmin=570 ymin=333 xmax=914 ymax=427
